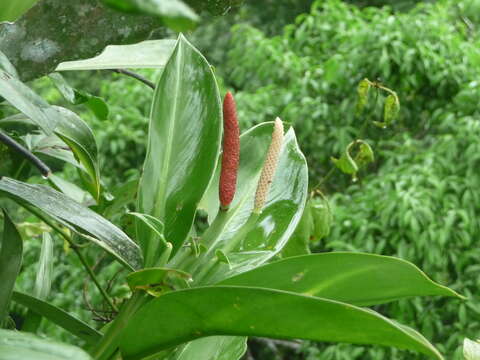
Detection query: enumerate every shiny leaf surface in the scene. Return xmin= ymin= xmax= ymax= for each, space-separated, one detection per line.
xmin=120 ymin=286 xmax=443 ymax=360
xmin=0 ymin=210 xmax=22 ymax=323
xmin=169 ymin=336 xmax=247 ymax=360
xmin=0 ymin=329 xmax=91 ymax=360
xmin=219 ymin=252 xmax=462 ymax=306
xmin=138 ymin=34 xmax=221 ymax=256
xmin=12 ymin=291 xmax=101 ymax=344
xmin=56 ymin=40 xmax=176 ymax=71
xmin=34 ymin=232 xmax=53 ymax=300
xmin=0 ymin=177 xmax=142 ymax=269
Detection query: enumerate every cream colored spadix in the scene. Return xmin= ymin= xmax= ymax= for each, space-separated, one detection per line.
xmin=254 ymin=117 xmax=284 ymax=213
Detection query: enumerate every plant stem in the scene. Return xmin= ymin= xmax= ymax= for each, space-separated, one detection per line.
xmin=312 ymin=167 xmax=336 ymax=193
xmin=110 ymin=69 xmax=155 ymax=90
xmin=92 ymin=291 xmax=149 ymax=360
xmin=22 ymin=205 xmax=118 ymax=312
xmin=0 ymin=130 xmax=51 ymax=177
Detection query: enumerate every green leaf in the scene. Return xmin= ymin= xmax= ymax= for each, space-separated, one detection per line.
xmin=34 ymin=232 xmax=53 ymax=300
xmin=119 ymin=286 xmax=443 ymax=360
xmin=51 ymin=106 xmax=101 ymax=200
xmin=0 ymin=177 xmax=142 ymax=270
xmin=219 ymin=252 xmax=462 ymax=306
xmin=0 ymin=51 xmax=18 ymax=78
xmin=137 ymin=34 xmax=221 ymax=257
xmin=0 ymin=329 xmax=91 ymax=360
xmin=56 ymin=40 xmax=176 ymax=71
xmin=48 ymin=174 xmax=93 ymax=205
xmin=0 ymin=0 xmax=37 ymax=21
xmin=353 ymin=140 xmax=374 ymax=168
xmin=126 ymin=267 xmax=191 ymax=295
xmin=101 ymin=0 xmax=199 ymax=32
xmin=464 ymin=338 xmax=480 ymax=360
xmin=331 ymin=144 xmax=358 ymax=176
xmin=0 ymin=209 xmax=22 ymax=324
xmin=279 ymin=203 xmax=312 ymax=258
xmin=11 ymin=291 xmax=101 ymax=345
xmin=355 ymin=78 xmax=371 ymax=114
xmin=128 ymin=212 xmax=169 ymax=267
xmin=310 ymin=195 xmax=332 ymax=241
xmin=332 ymin=140 xmax=374 ymax=180
xmin=49 ymin=73 xmax=109 ymax=120
xmin=383 ymin=93 xmax=400 ymax=125
xmin=169 ymin=336 xmax=247 ymax=360
xmin=0 ymin=68 xmax=63 ymax=134
xmin=172 ymin=122 xmax=308 ymax=284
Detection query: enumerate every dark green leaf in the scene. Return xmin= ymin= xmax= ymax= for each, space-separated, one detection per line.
xmin=219 ymin=252 xmax=462 ymax=306
xmin=137 ymin=34 xmax=221 ymax=258
xmin=0 ymin=209 xmax=22 ymax=324
xmin=101 ymin=0 xmax=199 ymax=32
xmin=0 ymin=329 xmax=91 ymax=360
xmin=120 ymin=286 xmax=443 ymax=360
xmin=12 ymin=291 xmax=101 ymax=344
xmin=0 ymin=177 xmax=142 ymax=270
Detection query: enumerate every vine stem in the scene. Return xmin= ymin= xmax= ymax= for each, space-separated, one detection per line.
xmin=110 ymin=69 xmax=155 ymax=90
xmin=23 ymin=204 xmax=118 ymax=312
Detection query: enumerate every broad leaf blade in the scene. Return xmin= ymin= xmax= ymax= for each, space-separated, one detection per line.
xmin=137 ymin=34 xmax=221 ymax=256
xmin=12 ymin=291 xmax=101 ymax=344
xmin=0 ymin=329 xmax=91 ymax=360
xmin=0 ymin=177 xmax=142 ymax=270
xmin=170 ymin=336 xmax=247 ymax=360
xmin=119 ymin=286 xmax=443 ymax=360
xmin=219 ymin=252 xmax=462 ymax=306
xmin=56 ymin=40 xmax=176 ymax=71
xmin=0 ymin=209 xmax=22 ymax=323
xmin=178 ymin=122 xmax=308 ymax=283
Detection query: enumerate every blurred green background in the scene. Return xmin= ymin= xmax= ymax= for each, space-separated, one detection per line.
xmin=7 ymin=0 xmax=480 ymax=358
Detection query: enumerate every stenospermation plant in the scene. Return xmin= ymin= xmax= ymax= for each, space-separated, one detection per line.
xmin=0 ymin=35 xmax=463 ymax=360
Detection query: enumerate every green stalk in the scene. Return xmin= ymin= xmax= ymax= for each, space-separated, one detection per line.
xmin=23 ymin=204 xmax=118 ymax=312
xmin=92 ymin=291 xmax=149 ymax=360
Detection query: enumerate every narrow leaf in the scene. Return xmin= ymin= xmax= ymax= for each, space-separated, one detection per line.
xmin=12 ymin=291 xmax=101 ymax=344
xmin=120 ymin=286 xmax=443 ymax=360
xmin=34 ymin=232 xmax=53 ymax=300
xmin=0 ymin=177 xmax=142 ymax=270
xmin=219 ymin=252 xmax=462 ymax=306
xmin=0 ymin=209 xmax=22 ymax=323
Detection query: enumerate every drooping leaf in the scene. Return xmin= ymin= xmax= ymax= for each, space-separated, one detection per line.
xmin=34 ymin=232 xmax=53 ymax=300
xmin=0 ymin=209 xmax=22 ymax=324
xmin=332 ymin=140 xmax=374 ymax=180
xmin=310 ymin=195 xmax=332 ymax=241
xmin=0 ymin=177 xmax=142 ymax=270
xmin=383 ymin=93 xmax=400 ymax=125
xmin=12 ymin=291 xmax=102 ymax=345
xmin=219 ymin=252 xmax=462 ymax=306
xmin=137 ymin=34 xmax=222 ymax=258
xmin=0 ymin=329 xmax=91 ymax=360
xmin=175 ymin=122 xmax=308 ymax=284
xmin=355 ymin=78 xmax=371 ymax=114
xmin=101 ymin=0 xmax=199 ymax=32
xmin=48 ymin=174 xmax=93 ymax=205
xmin=56 ymin=40 xmax=176 ymax=71
xmin=119 ymin=286 xmax=443 ymax=360
xmin=279 ymin=202 xmax=312 ymax=258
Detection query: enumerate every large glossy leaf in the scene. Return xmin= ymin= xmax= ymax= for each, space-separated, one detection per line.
xmin=0 ymin=210 xmax=22 ymax=323
xmin=0 ymin=0 xmax=37 ymax=21
xmin=0 ymin=177 xmax=142 ymax=269
xmin=101 ymin=0 xmax=199 ymax=32
xmin=119 ymin=286 xmax=443 ymax=360
xmin=56 ymin=40 xmax=176 ymax=71
xmin=219 ymin=252 xmax=462 ymax=306
xmin=0 ymin=329 xmax=91 ymax=360
xmin=137 ymin=34 xmax=221 ymax=259
xmin=12 ymin=291 xmax=101 ymax=344
xmin=172 ymin=122 xmax=308 ymax=283
xmin=170 ymin=336 xmax=247 ymax=360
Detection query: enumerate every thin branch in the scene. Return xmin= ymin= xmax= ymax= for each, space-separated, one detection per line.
xmin=0 ymin=130 xmax=51 ymax=177
xmin=22 ymin=204 xmax=119 ymax=312
xmin=110 ymin=69 xmax=155 ymax=90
